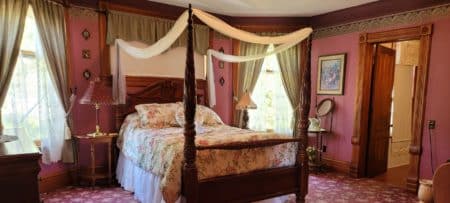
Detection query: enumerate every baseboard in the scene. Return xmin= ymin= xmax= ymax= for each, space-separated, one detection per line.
xmin=39 ymin=169 xmax=75 ymax=193
xmin=322 ymin=156 xmax=351 ymax=174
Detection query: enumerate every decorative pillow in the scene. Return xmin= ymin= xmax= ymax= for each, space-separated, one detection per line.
xmin=175 ymin=106 xmax=205 ymax=127
xmin=135 ymin=103 xmax=181 ymax=128
xmin=175 ymin=105 xmax=223 ymax=127
xmin=200 ymin=105 xmax=224 ymax=125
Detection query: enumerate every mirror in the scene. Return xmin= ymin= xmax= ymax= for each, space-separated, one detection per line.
xmin=316 ymin=98 xmax=334 ymax=117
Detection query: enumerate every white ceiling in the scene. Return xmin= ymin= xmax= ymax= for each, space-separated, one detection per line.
xmin=148 ymin=0 xmax=378 ymax=17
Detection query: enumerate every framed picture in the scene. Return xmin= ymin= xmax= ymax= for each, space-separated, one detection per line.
xmin=317 ymin=53 xmax=346 ymax=95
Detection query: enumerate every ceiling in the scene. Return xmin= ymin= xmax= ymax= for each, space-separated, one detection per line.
xmin=147 ymin=0 xmax=378 ymax=17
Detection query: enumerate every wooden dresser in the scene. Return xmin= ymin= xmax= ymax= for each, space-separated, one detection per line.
xmin=0 ymin=136 xmax=41 ymax=203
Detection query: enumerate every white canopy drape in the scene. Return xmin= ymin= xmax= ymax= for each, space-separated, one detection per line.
xmin=112 ymin=8 xmax=313 ymax=106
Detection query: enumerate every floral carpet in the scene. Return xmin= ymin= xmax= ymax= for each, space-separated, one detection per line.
xmin=41 ymin=173 xmax=418 ymax=203
xmin=302 ymin=173 xmax=418 ymax=203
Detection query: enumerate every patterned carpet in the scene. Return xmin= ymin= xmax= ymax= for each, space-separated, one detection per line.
xmin=41 ymin=173 xmax=418 ymax=203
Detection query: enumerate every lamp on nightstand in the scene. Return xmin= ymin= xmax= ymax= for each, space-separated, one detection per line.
xmin=236 ymin=91 xmax=257 ymax=129
xmin=79 ymin=77 xmax=115 ymax=137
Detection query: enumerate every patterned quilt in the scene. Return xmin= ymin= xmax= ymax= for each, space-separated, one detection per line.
xmin=117 ymin=113 xmax=297 ymax=203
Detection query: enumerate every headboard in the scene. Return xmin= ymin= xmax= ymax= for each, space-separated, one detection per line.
xmin=115 ymin=76 xmax=208 ymax=130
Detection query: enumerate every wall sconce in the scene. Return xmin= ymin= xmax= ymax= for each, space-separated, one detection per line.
xmin=83 ymin=69 xmax=92 ymax=80
xmin=81 ymin=28 xmax=91 ymax=40
xmin=82 ymin=49 xmax=91 ymax=59
xmin=219 ymin=76 xmax=225 ymax=86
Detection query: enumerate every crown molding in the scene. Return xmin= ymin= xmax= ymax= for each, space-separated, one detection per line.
xmin=313 ymin=3 xmax=450 ymax=39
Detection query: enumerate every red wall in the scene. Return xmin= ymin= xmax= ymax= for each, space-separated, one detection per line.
xmin=420 ymin=16 xmax=450 ymax=178
xmin=311 ymin=16 xmax=450 ymax=179
xmin=311 ymin=32 xmax=359 ymax=163
xmin=211 ymin=38 xmax=233 ymax=125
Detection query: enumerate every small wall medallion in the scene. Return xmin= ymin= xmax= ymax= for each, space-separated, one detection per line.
xmin=218 ymin=47 xmax=225 ymax=69
xmin=219 ymin=76 xmax=225 ymax=86
xmin=82 ymin=49 xmax=91 ymax=59
xmin=82 ymin=69 xmax=91 ymax=80
xmin=81 ymin=28 xmax=90 ymax=40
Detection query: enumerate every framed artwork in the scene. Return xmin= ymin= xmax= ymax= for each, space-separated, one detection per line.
xmin=317 ymin=53 xmax=346 ymax=95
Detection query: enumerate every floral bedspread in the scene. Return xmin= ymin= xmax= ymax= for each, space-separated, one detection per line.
xmin=117 ymin=113 xmax=297 ymax=203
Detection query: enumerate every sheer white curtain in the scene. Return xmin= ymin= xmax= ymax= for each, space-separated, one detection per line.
xmin=1 ymin=7 xmax=67 ymax=163
xmin=248 ymin=45 xmax=293 ymax=135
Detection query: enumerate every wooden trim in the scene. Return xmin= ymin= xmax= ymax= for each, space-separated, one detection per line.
xmin=38 ymin=168 xmax=75 ymax=193
xmin=351 ymin=24 xmax=433 ymax=193
xmin=322 ymin=156 xmax=351 ymax=174
xmin=231 ymin=39 xmax=240 ymax=127
xmin=69 ymin=0 xmax=450 ymax=35
xmin=310 ymin=0 xmax=450 ymax=29
xmin=94 ymin=0 xmax=307 ymax=32
xmin=196 ymin=138 xmax=302 ymax=150
xmin=63 ymin=5 xmax=73 ymax=91
xmin=98 ymin=2 xmax=110 ymax=82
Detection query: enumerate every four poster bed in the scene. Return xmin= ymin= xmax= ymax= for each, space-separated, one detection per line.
xmin=114 ymin=5 xmax=311 ymax=203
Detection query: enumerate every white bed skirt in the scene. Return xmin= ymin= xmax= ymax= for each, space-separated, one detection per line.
xmin=116 ymin=152 xmax=292 ymax=203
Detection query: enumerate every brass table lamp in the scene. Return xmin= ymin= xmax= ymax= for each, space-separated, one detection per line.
xmin=79 ymin=78 xmax=115 ymax=137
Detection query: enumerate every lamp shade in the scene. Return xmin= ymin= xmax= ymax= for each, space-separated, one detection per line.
xmin=236 ymin=92 xmax=257 ymax=110
xmin=79 ymin=78 xmax=115 ymax=105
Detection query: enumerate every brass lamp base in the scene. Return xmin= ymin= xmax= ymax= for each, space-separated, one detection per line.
xmin=87 ymin=124 xmax=106 ymax=137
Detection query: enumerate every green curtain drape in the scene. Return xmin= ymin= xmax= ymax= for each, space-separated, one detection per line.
xmin=277 ymin=45 xmax=301 ymax=136
xmin=0 ymin=0 xmax=30 ymax=133
xmin=233 ymin=42 xmax=268 ymax=127
xmin=107 ymin=10 xmax=210 ymax=55
xmin=31 ymin=0 xmax=73 ymax=162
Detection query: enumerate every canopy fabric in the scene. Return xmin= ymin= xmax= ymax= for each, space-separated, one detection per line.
xmin=107 ymin=10 xmax=209 ymax=54
xmin=112 ymin=9 xmax=313 ymax=106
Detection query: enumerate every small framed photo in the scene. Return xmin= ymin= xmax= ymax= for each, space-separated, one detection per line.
xmin=317 ymin=53 xmax=346 ymax=95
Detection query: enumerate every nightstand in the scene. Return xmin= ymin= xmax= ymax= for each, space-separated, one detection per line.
xmin=73 ymin=133 xmax=118 ymax=187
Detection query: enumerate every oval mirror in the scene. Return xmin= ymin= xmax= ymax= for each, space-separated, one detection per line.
xmin=316 ymin=98 xmax=335 ymax=117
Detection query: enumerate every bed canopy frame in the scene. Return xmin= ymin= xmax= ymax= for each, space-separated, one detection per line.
xmin=182 ymin=6 xmax=311 ymax=202
xmin=115 ymin=5 xmax=311 ymax=203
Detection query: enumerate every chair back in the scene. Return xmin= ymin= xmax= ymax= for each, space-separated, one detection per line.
xmin=433 ymin=162 xmax=450 ymax=203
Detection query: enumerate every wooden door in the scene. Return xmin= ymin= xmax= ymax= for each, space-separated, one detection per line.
xmin=366 ymin=45 xmax=396 ymax=177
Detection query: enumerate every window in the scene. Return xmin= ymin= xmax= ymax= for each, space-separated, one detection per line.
xmin=248 ymin=45 xmax=294 ymax=135
xmin=1 ymin=7 xmax=65 ymax=145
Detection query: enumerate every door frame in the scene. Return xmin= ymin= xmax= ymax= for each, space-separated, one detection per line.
xmin=350 ymin=24 xmax=432 ymax=192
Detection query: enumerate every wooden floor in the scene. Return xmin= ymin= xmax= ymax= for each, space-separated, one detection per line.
xmin=373 ymin=164 xmax=409 ymax=188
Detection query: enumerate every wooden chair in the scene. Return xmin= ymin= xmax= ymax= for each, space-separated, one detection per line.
xmin=433 ymin=162 xmax=450 ymax=203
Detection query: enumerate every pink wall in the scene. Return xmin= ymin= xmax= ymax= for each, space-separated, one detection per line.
xmin=420 ymin=16 xmax=450 ymax=178
xmin=310 ymin=33 xmax=359 ymax=163
xmin=39 ymin=10 xmax=108 ymax=177
xmin=211 ymin=38 xmax=233 ymax=125
xmin=311 ymin=16 xmax=450 ymax=179
xmin=68 ymin=11 xmax=111 ymax=167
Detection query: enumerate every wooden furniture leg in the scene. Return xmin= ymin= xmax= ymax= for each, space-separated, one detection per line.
xmin=108 ymin=141 xmax=112 ymax=185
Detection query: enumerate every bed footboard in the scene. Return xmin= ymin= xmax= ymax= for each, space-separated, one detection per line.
xmin=194 ymin=166 xmax=300 ymax=203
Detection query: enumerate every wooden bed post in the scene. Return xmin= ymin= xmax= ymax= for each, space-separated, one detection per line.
xmin=183 ymin=5 xmax=198 ymax=203
xmin=296 ymin=36 xmax=311 ymax=202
